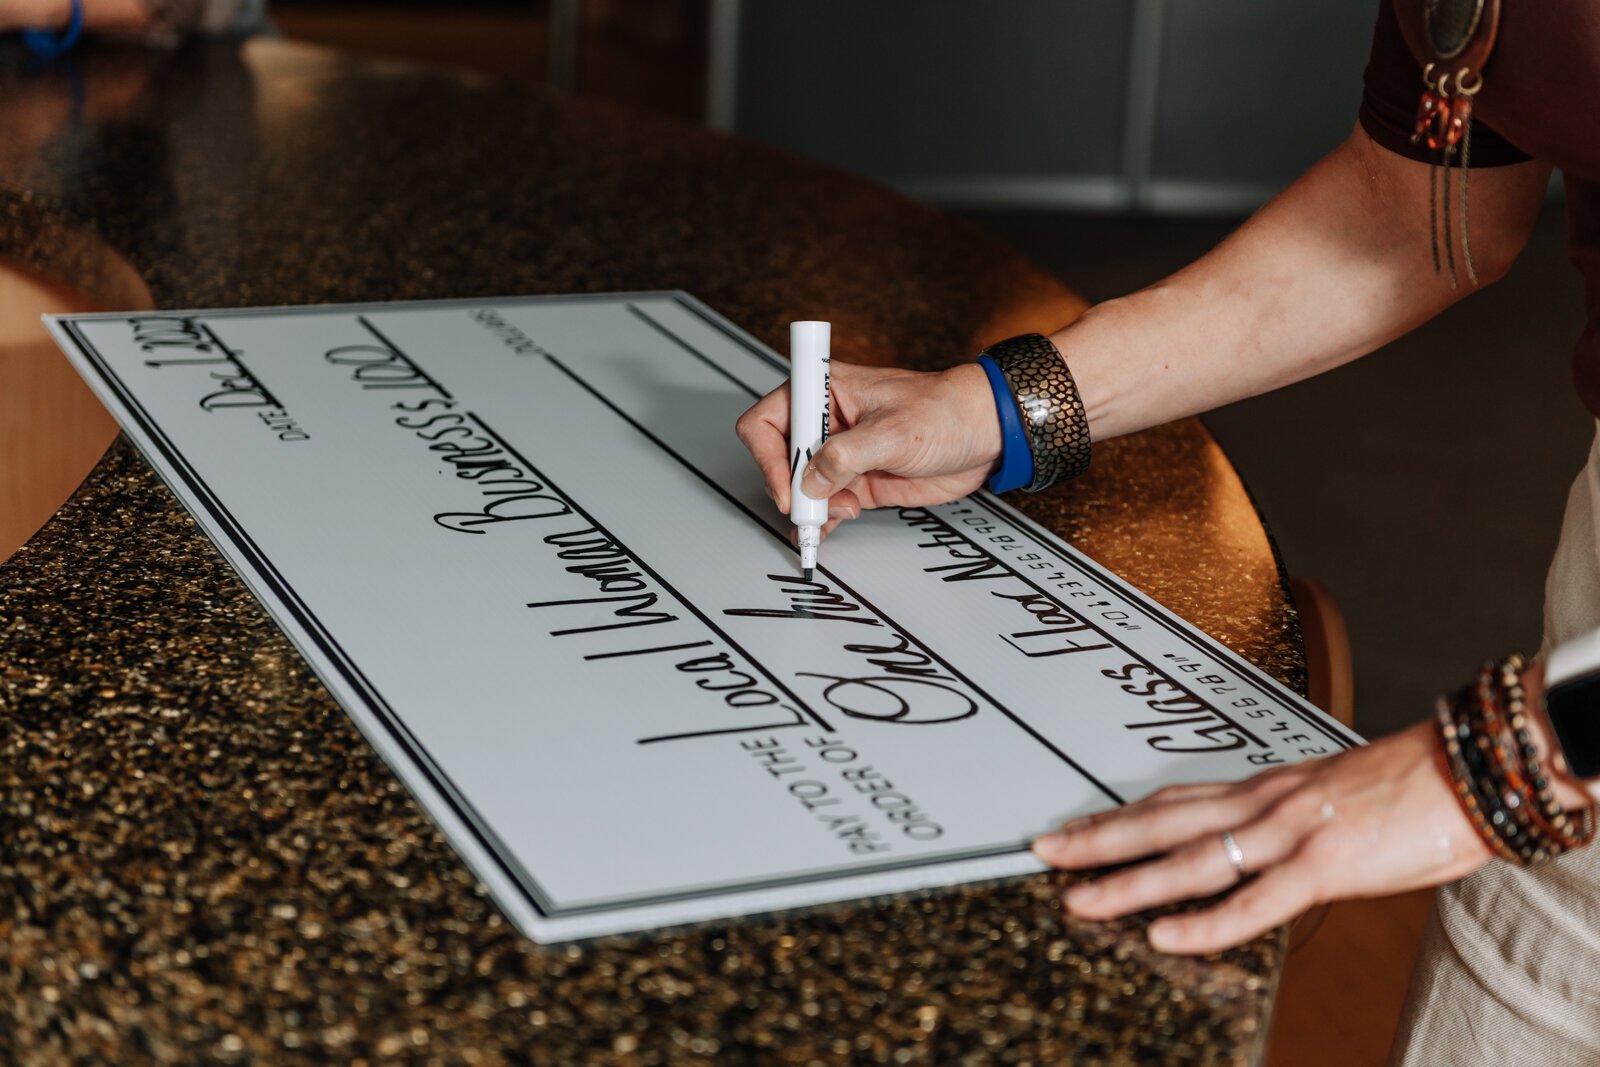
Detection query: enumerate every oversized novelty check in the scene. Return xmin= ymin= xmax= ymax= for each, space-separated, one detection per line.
xmin=47 ymin=294 xmax=1359 ymax=941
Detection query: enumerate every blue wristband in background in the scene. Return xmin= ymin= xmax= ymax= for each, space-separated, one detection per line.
xmin=22 ymin=0 xmax=85 ymax=59
xmin=976 ymin=354 xmax=1034 ymax=493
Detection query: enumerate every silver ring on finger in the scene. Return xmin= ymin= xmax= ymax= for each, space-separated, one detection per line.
xmin=1219 ymin=830 xmax=1248 ymax=879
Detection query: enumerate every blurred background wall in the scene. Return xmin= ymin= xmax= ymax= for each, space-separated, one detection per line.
xmin=277 ymin=0 xmax=1382 ymax=217
xmin=728 ymin=1 xmax=1376 ymax=215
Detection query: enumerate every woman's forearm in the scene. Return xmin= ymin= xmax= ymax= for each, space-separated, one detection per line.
xmin=1058 ymin=129 xmax=1551 ymax=442
xmin=742 ymin=131 xmax=1551 ymax=525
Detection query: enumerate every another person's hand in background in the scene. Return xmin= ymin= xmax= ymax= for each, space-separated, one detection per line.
xmin=2 ymin=0 xmax=267 ymax=37
xmin=1 ymin=0 xmax=156 ymax=33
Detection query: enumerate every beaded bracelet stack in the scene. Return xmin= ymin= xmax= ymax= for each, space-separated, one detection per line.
xmin=975 ymin=334 xmax=1091 ymax=494
xmin=1436 ymin=653 xmax=1596 ymax=866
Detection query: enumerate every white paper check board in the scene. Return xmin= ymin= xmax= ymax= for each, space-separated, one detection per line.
xmin=46 ymin=294 xmax=1360 ymax=942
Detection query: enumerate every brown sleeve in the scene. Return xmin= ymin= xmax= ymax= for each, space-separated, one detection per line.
xmin=1358 ymin=0 xmax=1530 ymax=167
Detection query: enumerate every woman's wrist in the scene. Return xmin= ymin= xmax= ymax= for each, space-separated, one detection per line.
xmin=944 ymin=362 xmax=1006 ymax=475
xmin=1045 ymin=302 xmax=1136 ymax=444
xmin=972 ymin=356 xmax=1032 ymax=492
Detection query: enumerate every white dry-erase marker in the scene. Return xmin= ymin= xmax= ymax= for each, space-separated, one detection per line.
xmin=788 ymin=320 xmax=831 ymax=581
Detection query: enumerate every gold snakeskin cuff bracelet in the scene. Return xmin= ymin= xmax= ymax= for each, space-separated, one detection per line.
xmin=981 ymin=333 xmax=1091 ymax=492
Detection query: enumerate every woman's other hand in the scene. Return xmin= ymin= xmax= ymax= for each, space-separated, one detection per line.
xmin=734 ymin=362 xmax=1003 ymax=537
xmin=1031 ymin=720 xmax=1496 ymax=955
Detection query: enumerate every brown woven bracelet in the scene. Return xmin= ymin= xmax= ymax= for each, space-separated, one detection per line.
xmin=979 ymin=334 xmax=1091 ymax=493
xmin=1436 ymin=691 xmax=1524 ymax=864
xmin=1477 ymin=661 xmax=1564 ymax=848
xmin=1461 ymin=674 xmax=1548 ymax=864
xmin=1435 ymin=657 xmax=1599 ymax=867
xmin=1494 ymin=654 xmax=1596 ymax=850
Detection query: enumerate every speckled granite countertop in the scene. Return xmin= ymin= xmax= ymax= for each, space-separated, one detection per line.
xmin=0 ymin=39 xmax=1303 ymax=1065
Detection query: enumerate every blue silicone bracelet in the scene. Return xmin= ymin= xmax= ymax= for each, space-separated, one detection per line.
xmin=22 ymin=0 xmax=85 ymax=59
xmin=976 ymin=354 xmax=1034 ymax=493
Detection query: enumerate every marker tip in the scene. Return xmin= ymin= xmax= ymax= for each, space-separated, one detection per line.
xmin=803 ymin=567 xmax=814 ymax=582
